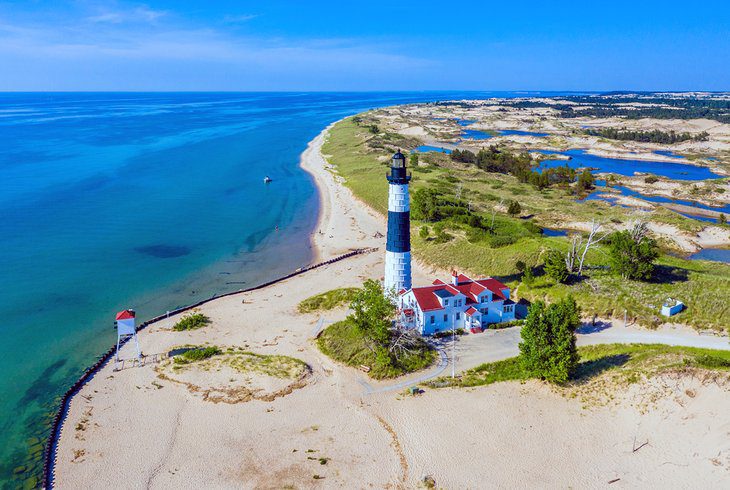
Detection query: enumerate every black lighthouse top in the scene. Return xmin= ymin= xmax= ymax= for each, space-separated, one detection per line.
xmin=386 ymin=150 xmax=411 ymax=184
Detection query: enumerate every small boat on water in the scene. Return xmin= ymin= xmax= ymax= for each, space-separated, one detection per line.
xmin=264 ymin=176 xmax=272 ymax=184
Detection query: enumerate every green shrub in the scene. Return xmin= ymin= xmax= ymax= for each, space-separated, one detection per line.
xmin=434 ymin=230 xmax=453 ymax=244
xmin=433 ymin=328 xmax=466 ymax=338
xmin=544 ymin=249 xmax=569 ymax=283
xmin=419 ymin=225 xmax=430 ymax=239
xmin=173 ymin=313 xmax=211 ymax=331
xmin=693 ymin=354 xmax=730 ymax=369
xmin=174 ymin=346 xmax=221 ymax=364
xmin=488 ymin=235 xmax=517 ymax=248
xmin=488 ymin=319 xmax=525 ymax=329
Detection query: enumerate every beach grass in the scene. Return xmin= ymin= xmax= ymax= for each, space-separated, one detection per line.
xmin=323 ymin=116 xmax=730 ymax=331
xmin=172 ymin=312 xmax=211 ymax=331
xmin=426 ymin=344 xmax=730 ymax=389
xmin=317 ymin=320 xmax=436 ymax=379
xmin=297 ymin=287 xmax=361 ymax=314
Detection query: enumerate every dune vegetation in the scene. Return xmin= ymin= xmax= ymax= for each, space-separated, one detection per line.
xmin=321 ymin=116 xmax=730 ymax=331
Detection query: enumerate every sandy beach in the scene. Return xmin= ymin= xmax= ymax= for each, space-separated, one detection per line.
xmin=54 ymin=125 xmax=730 ymax=488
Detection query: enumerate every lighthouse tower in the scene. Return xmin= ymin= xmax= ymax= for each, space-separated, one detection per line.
xmin=384 ymin=150 xmax=412 ymax=295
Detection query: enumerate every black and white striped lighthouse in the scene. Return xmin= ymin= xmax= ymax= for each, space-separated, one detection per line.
xmin=384 ymin=150 xmax=412 ymax=294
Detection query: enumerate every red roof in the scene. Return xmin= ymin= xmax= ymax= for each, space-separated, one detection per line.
xmin=474 ymin=278 xmax=509 ymax=300
xmin=116 ymin=310 xmax=135 ymax=320
xmin=465 ymin=306 xmax=478 ymax=316
xmin=405 ymin=275 xmax=509 ymax=312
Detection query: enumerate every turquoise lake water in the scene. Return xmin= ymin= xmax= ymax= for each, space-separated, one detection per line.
xmin=2 ymin=91 xmax=565 ymax=484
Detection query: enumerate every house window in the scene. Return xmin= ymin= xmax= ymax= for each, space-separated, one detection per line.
xmin=456 ymin=312 xmax=460 ymax=320
xmin=443 ymin=314 xmax=448 ymax=322
xmin=480 ymin=307 xmax=488 ymax=314
xmin=430 ymin=315 xmax=435 ymax=324
xmin=444 ymin=299 xmax=449 ymax=306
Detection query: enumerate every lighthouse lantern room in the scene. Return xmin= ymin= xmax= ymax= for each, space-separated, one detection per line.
xmin=384 ymin=150 xmax=412 ymax=295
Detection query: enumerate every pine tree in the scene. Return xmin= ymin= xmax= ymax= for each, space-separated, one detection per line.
xmin=519 ymin=297 xmax=580 ymax=384
xmin=544 ymin=249 xmax=569 ymax=283
xmin=508 ymin=200 xmax=522 ymax=217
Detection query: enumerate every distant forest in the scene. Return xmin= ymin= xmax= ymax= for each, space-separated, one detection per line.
xmin=584 ymin=127 xmax=709 ymax=144
xmin=435 ymin=94 xmax=730 ymax=124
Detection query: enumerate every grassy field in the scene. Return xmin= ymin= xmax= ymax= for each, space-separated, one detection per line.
xmin=321 ymin=116 xmax=730 ymax=331
xmin=297 ymin=287 xmax=360 ymax=313
xmin=425 ymin=343 xmax=730 ymax=389
xmin=317 ymin=320 xmax=436 ymax=379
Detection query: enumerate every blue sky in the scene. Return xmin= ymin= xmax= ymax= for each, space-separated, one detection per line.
xmin=1 ymin=0 xmax=728 ymax=91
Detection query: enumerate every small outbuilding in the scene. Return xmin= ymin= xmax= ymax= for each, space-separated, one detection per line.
xmin=661 ymin=298 xmax=684 ymax=317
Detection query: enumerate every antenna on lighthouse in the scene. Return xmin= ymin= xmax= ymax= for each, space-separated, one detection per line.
xmin=114 ymin=309 xmax=142 ymax=371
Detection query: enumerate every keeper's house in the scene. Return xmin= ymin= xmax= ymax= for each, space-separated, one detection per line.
xmin=398 ymin=271 xmax=516 ymax=335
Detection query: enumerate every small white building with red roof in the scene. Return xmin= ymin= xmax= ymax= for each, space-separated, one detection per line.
xmin=398 ymin=271 xmax=515 ymax=335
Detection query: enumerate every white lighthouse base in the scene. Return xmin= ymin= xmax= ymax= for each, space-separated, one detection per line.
xmin=384 ymin=250 xmax=412 ymax=296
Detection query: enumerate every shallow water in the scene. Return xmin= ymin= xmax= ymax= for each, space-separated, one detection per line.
xmin=415 ymin=145 xmax=453 ymax=154
xmin=579 ymin=180 xmax=728 ymax=223
xmin=688 ymin=248 xmax=730 ymax=263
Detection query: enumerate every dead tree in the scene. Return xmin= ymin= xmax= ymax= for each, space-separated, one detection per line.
xmin=565 ymin=235 xmax=582 ymax=273
xmin=577 ymin=219 xmax=609 ymax=276
xmin=628 ymin=219 xmax=649 ymax=243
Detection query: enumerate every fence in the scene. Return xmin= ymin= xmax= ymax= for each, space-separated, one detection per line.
xmin=42 ymin=247 xmax=375 ymax=488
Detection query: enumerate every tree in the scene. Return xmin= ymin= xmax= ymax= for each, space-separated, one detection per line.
xmin=519 ymin=297 xmax=581 ymax=384
xmin=576 ymin=169 xmax=595 ymax=191
xmin=349 ymin=279 xmax=395 ymax=350
xmin=507 ymin=200 xmax=522 ymax=217
xmin=419 ymin=225 xmax=430 ymax=239
xmin=515 ymin=260 xmax=526 ymax=273
xmin=522 ymin=266 xmax=535 ymax=285
xmin=719 ymin=213 xmax=727 ymax=225
xmin=609 ymin=227 xmax=659 ymax=280
xmin=544 ymin=249 xmax=569 ymax=283
xmin=409 ymin=152 xmax=419 ymax=167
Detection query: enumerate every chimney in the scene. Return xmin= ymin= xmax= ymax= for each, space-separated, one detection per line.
xmin=451 ymin=270 xmax=458 ymax=286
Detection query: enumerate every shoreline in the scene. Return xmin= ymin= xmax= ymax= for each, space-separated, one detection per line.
xmin=51 ymin=122 xmax=730 ymax=488
xmin=299 ymin=120 xmax=340 ymax=263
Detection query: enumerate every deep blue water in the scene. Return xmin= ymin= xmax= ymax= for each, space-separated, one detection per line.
xmin=533 ymin=149 xmax=722 ymax=180
xmin=1 ymin=91 xmax=566 ymax=484
xmin=542 ymin=228 xmax=569 ymax=237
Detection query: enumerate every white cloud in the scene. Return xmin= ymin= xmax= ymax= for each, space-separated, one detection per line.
xmin=0 ymin=4 xmax=437 ymax=90
xmin=86 ymin=4 xmax=167 ymax=24
xmin=222 ymin=14 xmax=258 ymax=24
